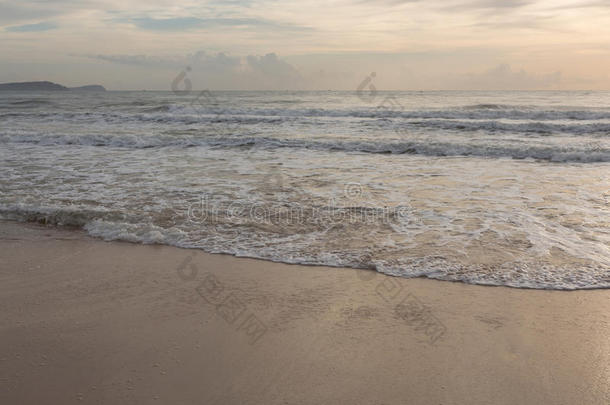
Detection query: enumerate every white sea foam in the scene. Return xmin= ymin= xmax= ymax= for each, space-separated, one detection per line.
xmin=1 ymin=132 xmax=609 ymax=162
xmin=2 ymin=90 xmax=609 ymax=290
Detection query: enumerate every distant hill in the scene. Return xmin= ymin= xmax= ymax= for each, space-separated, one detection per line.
xmin=0 ymin=81 xmax=106 ymax=91
xmin=0 ymin=81 xmax=68 ymax=91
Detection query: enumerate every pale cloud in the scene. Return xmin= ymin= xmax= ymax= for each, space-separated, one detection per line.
xmin=86 ymin=50 xmax=242 ymax=70
xmin=75 ymin=50 xmax=569 ymax=91
xmin=126 ymin=16 xmax=311 ymax=31
xmin=80 ymin=50 xmax=303 ymax=90
xmin=452 ymin=64 xmax=562 ymax=90
xmin=6 ymin=22 xmax=58 ymax=32
xmin=438 ymin=0 xmax=535 ymax=13
xmin=0 ymin=2 xmax=60 ymax=24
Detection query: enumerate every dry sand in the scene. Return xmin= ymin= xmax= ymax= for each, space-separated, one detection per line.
xmin=1 ymin=220 xmax=608 ymax=405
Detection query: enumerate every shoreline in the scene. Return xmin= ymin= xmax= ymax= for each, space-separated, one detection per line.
xmin=2 ymin=218 xmax=606 ymax=291
xmin=1 ymin=219 xmax=609 ymax=404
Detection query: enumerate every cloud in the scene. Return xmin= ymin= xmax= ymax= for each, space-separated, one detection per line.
xmin=127 ymin=16 xmax=311 ymax=32
xmin=360 ymin=0 xmax=534 ymax=11
xmin=81 ymin=51 xmax=571 ymax=90
xmin=88 ymin=54 xmax=183 ymax=68
xmin=439 ymin=0 xmax=534 ymax=14
xmin=459 ymin=0 xmax=533 ymax=9
xmin=85 ymin=51 xmax=242 ymax=70
xmin=551 ymin=1 xmax=610 ymax=10
xmin=246 ymin=53 xmax=299 ymax=78
xmin=469 ymin=14 xmax=554 ymax=30
xmin=190 ymin=51 xmax=242 ymax=72
xmin=6 ymin=21 xmax=57 ymax=32
xmin=82 ymin=50 xmax=303 ymax=90
xmin=0 ymin=2 xmax=65 ymax=24
xmin=131 ymin=17 xmax=206 ymax=31
xmin=455 ymin=64 xmax=561 ymax=90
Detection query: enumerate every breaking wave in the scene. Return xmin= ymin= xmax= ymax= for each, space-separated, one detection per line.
xmin=1 ymin=132 xmax=608 ymax=162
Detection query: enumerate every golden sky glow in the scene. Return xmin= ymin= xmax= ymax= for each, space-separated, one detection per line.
xmin=1 ymin=0 xmax=609 ymax=89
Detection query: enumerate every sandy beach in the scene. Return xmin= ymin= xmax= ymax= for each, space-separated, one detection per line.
xmin=0 ymin=220 xmax=608 ymax=404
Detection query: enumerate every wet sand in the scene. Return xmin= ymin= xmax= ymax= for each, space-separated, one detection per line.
xmin=1 ymin=220 xmax=608 ymax=405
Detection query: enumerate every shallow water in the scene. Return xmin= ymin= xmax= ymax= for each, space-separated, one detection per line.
xmin=1 ymin=90 xmax=609 ymax=289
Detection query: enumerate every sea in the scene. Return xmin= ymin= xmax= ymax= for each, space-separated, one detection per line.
xmin=1 ymin=90 xmax=609 ymax=289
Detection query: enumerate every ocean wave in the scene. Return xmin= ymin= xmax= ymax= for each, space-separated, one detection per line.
xmin=402 ymin=119 xmax=610 ymax=135
xmin=4 ymin=101 xmax=610 ymax=121
xmin=463 ymin=103 xmax=510 ymax=110
xmin=377 ymin=258 xmax=610 ymax=290
xmin=0 ymin=99 xmax=54 ymax=108
xmin=132 ymin=113 xmax=610 ymax=135
xmin=5 ymin=110 xmax=610 ymax=136
xmin=140 ymin=106 xmax=610 ymax=122
xmin=0 ymin=205 xmax=136 ymax=227
xmin=1 ymin=207 xmax=608 ymax=290
xmin=2 ymin=132 xmax=609 ymax=162
xmin=141 ymin=105 xmax=172 ymax=113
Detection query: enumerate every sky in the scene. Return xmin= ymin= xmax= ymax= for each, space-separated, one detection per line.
xmin=0 ymin=0 xmax=609 ymax=90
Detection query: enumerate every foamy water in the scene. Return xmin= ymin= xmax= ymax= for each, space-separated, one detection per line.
xmin=1 ymin=90 xmax=609 ymax=289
